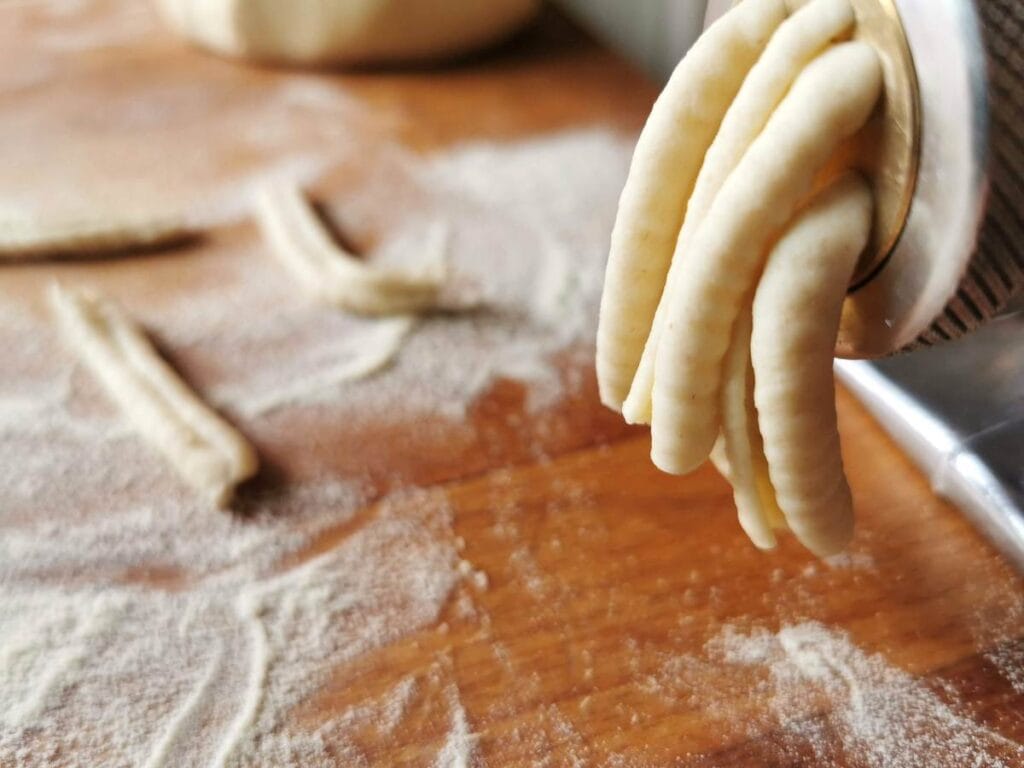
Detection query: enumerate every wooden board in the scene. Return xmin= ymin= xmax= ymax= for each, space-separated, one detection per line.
xmin=1 ymin=2 xmax=1022 ymax=766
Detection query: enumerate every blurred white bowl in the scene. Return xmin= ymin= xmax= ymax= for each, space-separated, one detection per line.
xmin=155 ymin=0 xmax=542 ymax=67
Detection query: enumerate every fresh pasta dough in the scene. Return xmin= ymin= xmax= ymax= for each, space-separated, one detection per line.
xmin=596 ymin=0 xmax=788 ymax=411
xmin=0 ymin=214 xmax=193 ymax=260
xmin=714 ymin=303 xmax=786 ymax=551
xmin=649 ymin=41 xmax=880 ymax=476
xmin=597 ymin=0 xmax=882 ymax=555
xmin=155 ymin=0 xmax=540 ymax=66
xmin=752 ymin=173 xmax=872 ymax=556
xmin=49 ymin=284 xmax=259 ymax=508
xmin=254 ymin=181 xmax=446 ymax=317
xmin=621 ymin=0 xmax=856 ymax=425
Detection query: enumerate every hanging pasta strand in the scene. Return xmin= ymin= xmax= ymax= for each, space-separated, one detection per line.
xmin=713 ymin=302 xmax=787 ymax=550
xmin=597 ymin=0 xmax=889 ymax=555
xmin=622 ymin=0 xmax=857 ymax=425
xmin=648 ymin=41 xmax=880 ymax=476
xmin=752 ymin=173 xmax=873 ymax=557
xmin=596 ymin=0 xmax=787 ymax=411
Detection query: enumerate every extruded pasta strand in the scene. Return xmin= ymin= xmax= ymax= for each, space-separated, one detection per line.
xmin=649 ymin=41 xmax=881 ymax=475
xmin=622 ymin=0 xmax=856 ymax=424
xmin=714 ymin=303 xmax=786 ymax=550
xmin=752 ymin=173 xmax=873 ymax=556
xmin=254 ymin=181 xmax=446 ymax=316
xmin=0 ymin=215 xmax=194 ymax=260
xmin=49 ymin=284 xmax=259 ymax=507
xmin=595 ymin=0 xmax=787 ymax=411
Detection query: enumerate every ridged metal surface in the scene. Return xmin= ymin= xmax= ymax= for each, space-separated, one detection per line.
xmin=837 ymin=308 xmax=1024 ymax=571
xmin=916 ymin=0 xmax=1024 ymax=346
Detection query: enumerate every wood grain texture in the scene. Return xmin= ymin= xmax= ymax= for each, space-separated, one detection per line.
xmin=0 ymin=2 xmax=1021 ymax=766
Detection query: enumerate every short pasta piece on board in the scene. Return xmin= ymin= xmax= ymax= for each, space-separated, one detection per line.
xmin=255 ymin=181 xmax=446 ymax=316
xmin=49 ymin=284 xmax=259 ymax=508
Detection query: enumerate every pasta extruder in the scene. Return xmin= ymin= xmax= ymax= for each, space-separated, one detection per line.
xmin=726 ymin=0 xmax=1024 ymax=566
xmin=570 ymin=0 xmax=1024 ymax=566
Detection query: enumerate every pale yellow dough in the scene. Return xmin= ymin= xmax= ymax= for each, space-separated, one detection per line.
xmin=597 ymin=0 xmax=884 ymax=555
xmin=49 ymin=285 xmax=258 ymax=508
xmin=596 ymin=0 xmax=787 ymax=411
xmin=714 ymin=303 xmax=786 ymax=550
xmin=0 ymin=215 xmax=192 ymax=260
xmin=254 ymin=181 xmax=446 ymax=317
xmin=622 ymin=0 xmax=856 ymax=425
xmin=649 ymin=41 xmax=880 ymax=476
xmin=752 ymin=174 xmax=872 ymax=557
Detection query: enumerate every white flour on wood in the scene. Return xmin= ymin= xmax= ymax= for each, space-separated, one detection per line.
xmin=0 ymin=490 xmax=463 ymax=767
xmin=635 ymin=621 xmax=1024 ymax=767
xmin=433 ymin=687 xmax=479 ymax=768
xmin=0 ymin=127 xmax=631 ymax=766
xmin=4 ymin=3 xmax=1019 ymax=765
xmin=176 ymin=129 xmax=631 ymax=421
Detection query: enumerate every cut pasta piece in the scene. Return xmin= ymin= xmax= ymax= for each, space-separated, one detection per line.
xmin=752 ymin=173 xmax=873 ymax=557
xmin=649 ymin=41 xmax=881 ymax=475
xmin=254 ymin=181 xmax=446 ymax=316
xmin=49 ymin=284 xmax=259 ymax=508
xmin=714 ymin=303 xmax=786 ymax=550
xmin=0 ymin=215 xmax=194 ymax=260
xmin=622 ymin=0 xmax=856 ymax=425
xmin=595 ymin=0 xmax=787 ymax=411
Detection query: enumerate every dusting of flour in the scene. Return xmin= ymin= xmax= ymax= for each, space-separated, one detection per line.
xmin=709 ymin=622 xmax=1024 ymax=767
xmin=158 ymin=128 xmax=633 ymax=423
xmin=0 ymin=127 xmax=632 ymax=766
xmin=3 ymin=4 xmax=1020 ymax=766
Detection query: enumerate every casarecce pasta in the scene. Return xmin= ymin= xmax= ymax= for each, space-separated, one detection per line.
xmin=596 ymin=0 xmax=787 ymax=411
xmin=753 ymin=173 xmax=872 ymax=556
xmin=0 ymin=214 xmax=194 ymax=260
xmin=50 ymin=284 xmax=259 ymax=507
xmin=596 ymin=0 xmax=882 ymax=555
xmin=254 ymin=180 xmax=447 ymax=316
xmin=649 ymin=41 xmax=880 ymax=476
xmin=621 ymin=0 xmax=857 ymax=426
xmin=714 ymin=302 xmax=787 ymax=551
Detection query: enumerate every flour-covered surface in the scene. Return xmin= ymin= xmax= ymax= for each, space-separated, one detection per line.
xmin=1 ymin=2 xmax=1023 ymax=767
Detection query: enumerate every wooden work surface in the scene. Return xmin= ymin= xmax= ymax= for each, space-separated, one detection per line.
xmin=1 ymin=2 xmax=1023 ymax=766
